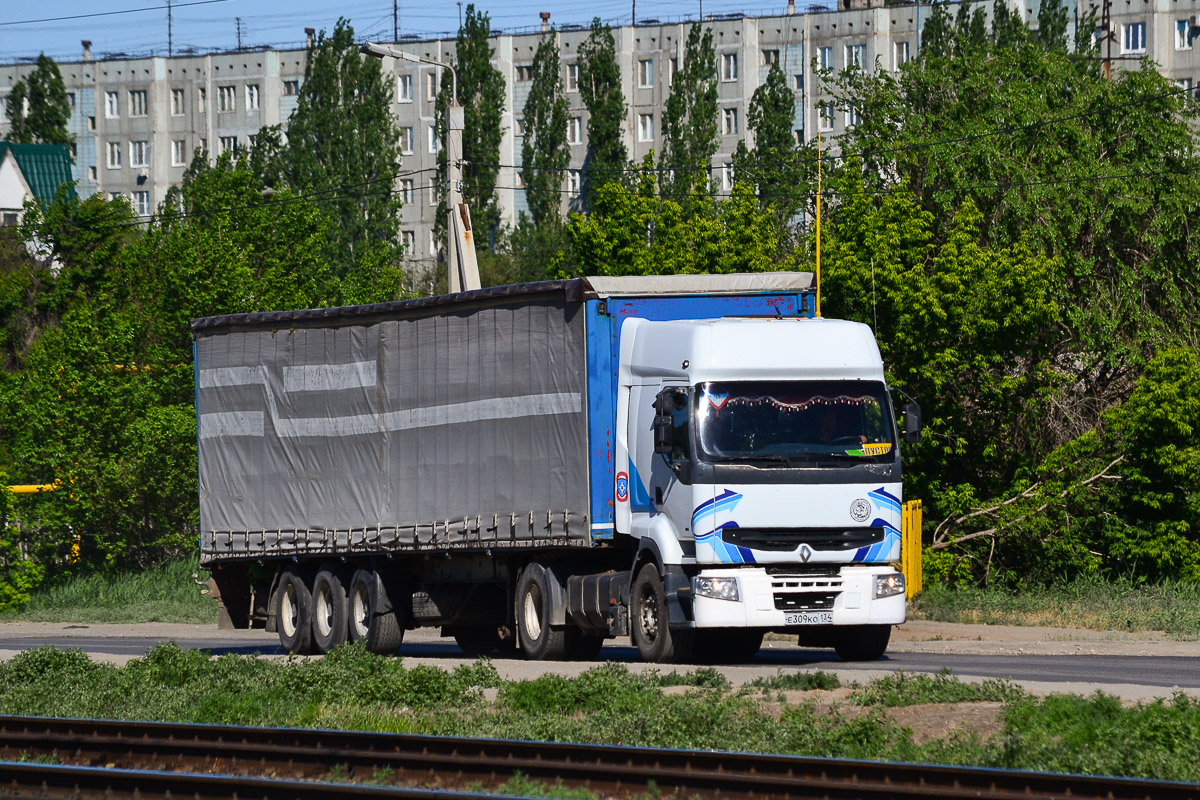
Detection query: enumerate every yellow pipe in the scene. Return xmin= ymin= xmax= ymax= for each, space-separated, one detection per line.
xmin=8 ymin=483 xmax=58 ymax=494
xmin=815 ymin=129 xmax=822 ymax=318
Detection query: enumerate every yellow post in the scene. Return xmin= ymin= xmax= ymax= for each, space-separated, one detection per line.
xmin=815 ymin=130 xmax=822 ymax=318
xmin=901 ymin=499 xmax=923 ymax=599
xmin=8 ymin=483 xmax=58 ymax=494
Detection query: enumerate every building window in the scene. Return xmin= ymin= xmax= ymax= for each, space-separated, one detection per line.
xmin=517 ymin=65 xmax=533 ymax=82
xmin=845 ymin=44 xmax=865 ymax=69
xmin=721 ymin=52 xmax=738 ymax=81
xmin=793 ymin=128 xmax=804 ymax=145
xmin=218 ymin=135 xmax=238 ymax=155
xmin=402 ymin=230 xmax=415 ymax=253
xmin=198 ymin=87 xmax=207 ymax=114
xmin=218 ymin=85 xmax=236 ymax=112
xmin=133 ymin=191 xmax=150 ymax=216
xmin=638 ymin=113 xmax=654 ymax=142
xmin=721 ymin=162 xmax=734 ymax=191
xmin=793 ymin=74 xmax=804 ymax=92
xmin=568 ymin=116 xmax=582 ymax=145
xmin=400 ymin=127 xmax=413 ymax=154
xmin=1122 ymin=22 xmax=1146 ymax=53
xmin=105 ymin=91 xmax=119 ymax=118
xmin=109 ymin=192 xmax=123 ymax=202
xmin=1 ymin=212 xmax=18 ymax=227
xmin=819 ymin=46 xmax=833 ymax=71
xmin=67 ymin=92 xmax=76 ymax=108
xmin=129 ymin=90 xmax=147 ymax=117
xmin=398 ymin=74 xmax=413 ymax=102
xmin=568 ymin=170 xmax=580 ymax=197
xmin=722 ymin=107 xmax=739 ymax=135
xmin=845 ymin=105 xmax=861 ymax=127
xmin=283 ymin=79 xmax=299 ymax=96
xmin=567 ymin=63 xmax=579 ymax=91
xmin=515 ymin=170 xmax=525 ymax=189
xmin=819 ymin=103 xmax=835 ymax=131
xmin=88 ymin=165 xmax=97 ymax=181
xmin=429 ymin=183 xmax=438 ymax=205
xmin=87 ymin=116 xmax=96 ymax=131
xmin=639 ymin=58 xmax=654 ymax=87
xmin=171 ymin=139 xmax=187 ymax=166
xmin=429 ymin=229 xmax=439 ymax=258
xmin=200 ymin=137 xmax=207 ymax=152
xmin=894 ymin=41 xmax=911 ymax=69
xmin=428 ymin=124 xmax=439 ymax=153
xmin=514 ymin=117 xmax=526 ymax=136
xmin=107 ymin=141 xmax=122 ymax=168
xmin=130 ymin=140 xmax=149 ymax=168
xmin=1176 ymin=19 xmax=1193 ymax=50
xmin=668 ymin=57 xmax=677 ymax=85
xmin=762 ymin=49 xmax=779 ymax=67
xmin=246 ymin=84 xmax=260 ymax=111
xmin=400 ymin=179 xmax=414 ymax=203
xmin=171 ymin=88 xmax=185 ymax=115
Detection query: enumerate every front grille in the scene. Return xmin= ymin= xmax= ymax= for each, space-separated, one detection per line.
xmin=766 ymin=564 xmax=840 ymax=577
xmin=722 ymin=527 xmax=885 ymax=552
xmin=775 ymin=592 xmax=838 ymax=611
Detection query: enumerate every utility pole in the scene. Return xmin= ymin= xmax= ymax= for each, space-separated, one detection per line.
xmin=393 ymin=0 xmax=399 ymax=42
xmin=236 ymin=17 xmax=244 ymax=51
xmin=167 ymin=0 xmax=173 ymax=57
xmin=360 ymin=42 xmax=480 ymax=292
xmin=1102 ymin=0 xmax=1113 ymax=79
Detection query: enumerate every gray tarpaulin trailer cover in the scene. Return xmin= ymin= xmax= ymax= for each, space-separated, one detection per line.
xmin=193 ymin=282 xmax=589 ymax=565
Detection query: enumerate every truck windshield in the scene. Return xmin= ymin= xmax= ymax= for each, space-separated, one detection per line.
xmin=696 ymin=381 xmax=896 ymax=464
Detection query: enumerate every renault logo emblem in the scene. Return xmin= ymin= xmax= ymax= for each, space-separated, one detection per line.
xmin=799 ymin=544 xmax=813 ymax=562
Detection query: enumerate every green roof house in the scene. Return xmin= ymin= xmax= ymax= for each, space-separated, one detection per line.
xmin=0 ymin=141 xmax=75 ymax=226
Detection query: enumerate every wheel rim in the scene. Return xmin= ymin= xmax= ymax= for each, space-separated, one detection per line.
xmin=522 ymin=584 xmax=543 ymax=642
xmin=281 ymin=583 xmax=299 ymax=638
xmin=314 ymin=584 xmax=333 ymax=638
xmin=638 ymin=584 xmax=659 ymax=643
xmin=351 ymin=584 xmax=370 ymax=638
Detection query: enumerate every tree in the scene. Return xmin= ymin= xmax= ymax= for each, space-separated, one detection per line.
xmin=5 ymin=55 xmax=71 ymax=147
xmin=279 ymin=18 xmax=403 ymax=278
xmin=521 ymin=33 xmax=570 ymax=227
xmin=736 ymin=62 xmax=805 ymax=219
xmin=577 ymin=18 xmax=628 ymax=210
xmin=660 ymin=24 xmax=718 ymax=201
xmin=437 ymin=4 xmax=506 ymax=239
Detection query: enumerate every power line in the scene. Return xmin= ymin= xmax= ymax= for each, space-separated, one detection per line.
xmin=0 ymin=0 xmax=234 ymax=28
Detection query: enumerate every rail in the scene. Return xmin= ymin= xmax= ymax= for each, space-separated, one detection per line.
xmin=0 ymin=716 xmax=1196 ymax=799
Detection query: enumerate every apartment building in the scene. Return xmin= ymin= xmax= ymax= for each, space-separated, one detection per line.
xmin=2 ymin=0 xmax=1198 ymax=267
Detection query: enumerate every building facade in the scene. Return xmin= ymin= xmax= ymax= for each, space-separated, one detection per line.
xmin=2 ymin=0 xmax=1198 ymax=271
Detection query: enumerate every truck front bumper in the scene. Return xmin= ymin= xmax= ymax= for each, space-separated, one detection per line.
xmin=690 ymin=565 xmax=906 ymax=628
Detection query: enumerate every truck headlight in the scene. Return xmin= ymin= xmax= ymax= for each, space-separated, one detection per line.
xmin=694 ymin=576 xmax=740 ymax=601
xmin=874 ymin=573 xmax=905 ymax=599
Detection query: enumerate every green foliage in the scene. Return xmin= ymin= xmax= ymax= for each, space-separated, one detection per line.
xmin=438 ymin=4 xmax=506 ymax=238
xmin=521 ymin=33 xmax=571 ymax=226
xmin=660 ymin=24 xmax=718 ymax=200
xmin=4 ymin=54 xmax=72 ymax=147
xmin=277 ymin=18 xmax=404 ymax=277
xmin=737 ymin=63 xmax=806 ymax=220
xmin=851 ymin=670 xmax=1024 ymax=707
xmin=744 ymin=670 xmax=841 ymax=692
xmin=577 ymin=19 xmax=628 ymax=210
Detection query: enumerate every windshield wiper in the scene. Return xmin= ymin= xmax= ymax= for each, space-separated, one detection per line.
xmin=708 ymin=455 xmax=794 ymax=468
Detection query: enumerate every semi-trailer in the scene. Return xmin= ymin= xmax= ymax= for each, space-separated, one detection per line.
xmin=194 ymin=273 xmax=919 ymax=662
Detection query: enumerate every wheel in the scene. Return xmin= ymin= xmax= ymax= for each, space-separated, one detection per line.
xmin=833 ymin=624 xmax=892 ymax=661
xmin=566 ymin=632 xmax=606 ymax=661
xmin=348 ymin=568 xmax=404 ymax=654
xmin=693 ymin=629 xmax=764 ymax=663
xmin=276 ymin=566 xmax=316 ymax=655
xmin=515 ymin=563 xmax=568 ymax=660
xmin=311 ymin=566 xmax=349 ymax=654
xmin=451 ymin=625 xmax=503 ymax=657
xmin=630 ymin=563 xmax=694 ymax=663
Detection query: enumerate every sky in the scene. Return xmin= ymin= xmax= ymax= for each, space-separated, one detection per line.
xmin=0 ymin=0 xmax=805 ymax=63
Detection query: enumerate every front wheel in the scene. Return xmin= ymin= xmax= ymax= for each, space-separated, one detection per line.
xmin=833 ymin=624 xmax=892 ymax=661
xmin=630 ymin=563 xmax=693 ymax=663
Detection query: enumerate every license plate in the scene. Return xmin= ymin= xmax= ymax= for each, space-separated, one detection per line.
xmin=785 ymin=611 xmax=833 ymax=625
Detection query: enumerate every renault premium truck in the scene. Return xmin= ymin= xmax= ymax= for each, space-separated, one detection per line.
xmin=194 ymin=273 xmax=919 ymax=663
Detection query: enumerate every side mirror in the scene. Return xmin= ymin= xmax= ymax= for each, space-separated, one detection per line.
xmin=902 ymin=402 xmax=922 ymax=444
xmin=653 ymin=414 xmax=673 ymax=454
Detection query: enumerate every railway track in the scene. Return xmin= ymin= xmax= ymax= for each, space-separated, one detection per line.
xmin=0 ymin=715 xmax=1196 ymax=800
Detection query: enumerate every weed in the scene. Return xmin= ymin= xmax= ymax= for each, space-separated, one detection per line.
xmin=364 ymin=766 xmax=395 ymax=786
xmin=16 ymin=752 xmax=59 ymax=764
xmin=850 ymin=669 xmax=1024 ymax=707
xmin=744 ymin=670 xmax=841 ymax=692
xmin=496 ymin=771 xmax=598 ymax=799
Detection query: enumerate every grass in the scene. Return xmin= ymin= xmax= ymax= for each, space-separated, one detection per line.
xmin=0 ymin=560 xmax=216 ymax=624
xmin=910 ymin=578 xmax=1200 ymax=640
xmin=1 ymin=642 xmax=1199 ymax=783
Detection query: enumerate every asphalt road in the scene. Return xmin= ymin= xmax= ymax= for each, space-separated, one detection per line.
xmin=3 ymin=625 xmax=1197 ymax=696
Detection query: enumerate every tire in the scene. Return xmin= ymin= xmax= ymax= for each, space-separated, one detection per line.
xmin=451 ymin=625 xmax=503 ymax=657
xmin=348 ymin=568 xmax=404 ymax=654
xmin=630 ymin=563 xmax=694 ymax=663
xmin=311 ymin=566 xmax=349 ymax=654
xmin=515 ymin=563 xmax=568 ymax=660
xmin=276 ymin=566 xmax=316 ymax=655
xmin=833 ymin=624 xmax=892 ymax=661
xmin=693 ymin=629 xmax=764 ymax=663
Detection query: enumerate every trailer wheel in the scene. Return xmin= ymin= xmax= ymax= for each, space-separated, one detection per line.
xmin=516 ymin=563 xmax=568 ymax=660
xmin=311 ymin=566 xmax=349 ymax=654
xmin=276 ymin=567 xmax=316 ymax=655
xmin=348 ymin=568 xmax=404 ymax=654
xmin=833 ymin=624 xmax=891 ymax=661
xmin=631 ymin=563 xmax=694 ymax=663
